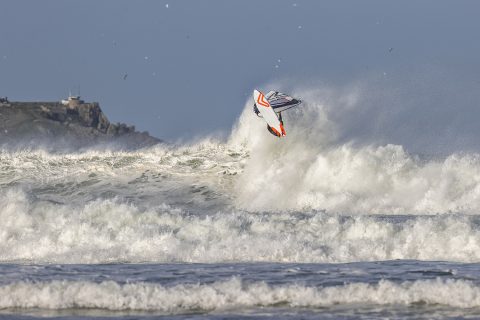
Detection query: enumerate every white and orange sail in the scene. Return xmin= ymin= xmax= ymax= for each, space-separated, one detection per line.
xmin=253 ymin=89 xmax=301 ymax=137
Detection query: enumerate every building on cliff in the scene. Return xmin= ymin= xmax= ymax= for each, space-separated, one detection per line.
xmin=61 ymin=95 xmax=84 ymax=108
xmin=0 ymin=95 xmax=161 ymax=148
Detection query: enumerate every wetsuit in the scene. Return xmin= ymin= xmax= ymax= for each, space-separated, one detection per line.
xmin=253 ymin=103 xmax=260 ymax=116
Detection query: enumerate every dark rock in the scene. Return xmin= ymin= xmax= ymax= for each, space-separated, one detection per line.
xmin=97 ymin=111 xmax=110 ymax=132
xmin=0 ymin=99 xmax=162 ymax=149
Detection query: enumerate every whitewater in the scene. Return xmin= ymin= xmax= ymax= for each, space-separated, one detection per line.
xmin=2 ymin=85 xmax=480 ymax=319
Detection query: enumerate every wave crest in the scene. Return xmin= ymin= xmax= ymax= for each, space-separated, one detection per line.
xmin=2 ymin=278 xmax=480 ymax=312
xmin=2 ymin=189 xmax=480 ymax=263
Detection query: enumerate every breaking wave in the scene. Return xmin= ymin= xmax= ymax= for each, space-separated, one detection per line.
xmin=2 ymin=278 xmax=480 ymax=312
xmin=2 ymin=189 xmax=480 ymax=263
xmin=3 ymin=83 xmax=480 ymax=263
xmin=230 ymin=86 xmax=480 ymax=214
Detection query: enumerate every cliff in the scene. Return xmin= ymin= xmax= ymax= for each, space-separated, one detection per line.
xmin=0 ymin=99 xmax=161 ymax=149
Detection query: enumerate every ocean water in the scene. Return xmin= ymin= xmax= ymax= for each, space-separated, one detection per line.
xmin=2 ymin=90 xmax=480 ymax=319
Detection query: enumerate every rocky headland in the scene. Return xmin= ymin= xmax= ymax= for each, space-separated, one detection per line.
xmin=0 ymin=97 xmax=161 ymax=149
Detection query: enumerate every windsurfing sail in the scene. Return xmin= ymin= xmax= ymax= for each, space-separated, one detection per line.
xmin=266 ymin=91 xmax=302 ymax=112
xmin=253 ymin=91 xmax=301 ymax=117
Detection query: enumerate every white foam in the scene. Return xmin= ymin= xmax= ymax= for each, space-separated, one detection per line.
xmin=0 ymin=140 xmax=246 ymax=208
xmin=4 ymin=104 xmax=480 ymax=215
xmin=1 ymin=189 xmax=480 ymax=263
xmin=1 ymin=278 xmax=480 ymax=312
xmin=230 ymin=88 xmax=480 ymax=214
xmin=5 ymin=86 xmax=480 ymax=263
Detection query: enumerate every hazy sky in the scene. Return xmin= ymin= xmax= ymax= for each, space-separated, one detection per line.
xmin=1 ymin=1 xmax=480 ymax=141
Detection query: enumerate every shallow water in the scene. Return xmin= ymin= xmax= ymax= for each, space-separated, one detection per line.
xmin=2 ymin=261 xmax=480 ymax=319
